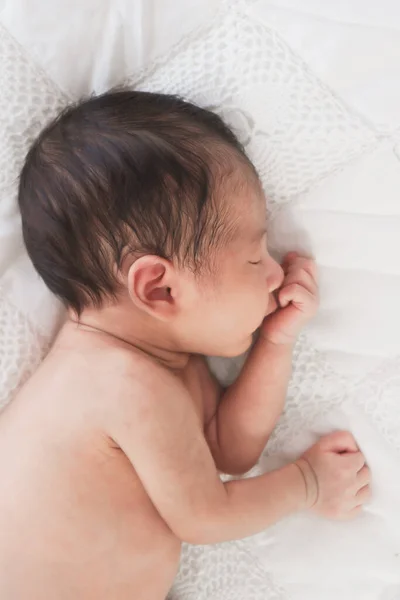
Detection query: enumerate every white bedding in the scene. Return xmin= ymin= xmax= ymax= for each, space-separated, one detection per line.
xmin=1 ymin=1 xmax=400 ymax=598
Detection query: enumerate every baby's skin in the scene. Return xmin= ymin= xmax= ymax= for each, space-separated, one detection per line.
xmin=0 ymin=241 xmax=370 ymax=599
xmin=4 ymin=100 xmax=371 ymax=598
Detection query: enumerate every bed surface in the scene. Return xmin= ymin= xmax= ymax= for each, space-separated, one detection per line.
xmin=1 ymin=1 xmax=400 ymax=598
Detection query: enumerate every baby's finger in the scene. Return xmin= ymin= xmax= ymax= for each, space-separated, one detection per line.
xmin=355 ymin=485 xmax=371 ymax=505
xmin=356 ymin=465 xmax=370 ymax=488
xmin=281 ymin=253 xmax=296 ymax=274
xmin=347 ymin=505 xmax=363 ymax=519
xmin=319 ymin=430 xmax=359 ymax=453
xmin=283 ymin=269 xmax=317 ymax=296
xmin=282 ymin=251 xmax=299 ymax=267
xmin=279 ymin=283 xmax=317 ymax=312
xmin=344 ymin=451 xmax=365 ymax=471
xmin=286 ymin=257 xmax=318 ymax=284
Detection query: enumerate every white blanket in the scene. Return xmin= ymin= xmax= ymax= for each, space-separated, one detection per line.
xmin=1 ymin=1 xmax=400 ymax=598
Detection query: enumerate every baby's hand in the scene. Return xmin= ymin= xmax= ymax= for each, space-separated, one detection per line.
xmin=262 ymin=252 xmax=319 ymax=345
xmin=296 ymin=431 xmax=371 ymax=519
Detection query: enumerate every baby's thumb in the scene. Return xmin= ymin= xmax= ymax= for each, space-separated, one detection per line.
xmin=278 ymin=288 xmax=291 ymax=308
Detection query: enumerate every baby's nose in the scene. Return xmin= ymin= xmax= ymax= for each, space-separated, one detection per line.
xmin=267 ymin=258 xmax=284 ymax=293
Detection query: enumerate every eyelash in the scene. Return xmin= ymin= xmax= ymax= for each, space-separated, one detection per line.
xmin=249 ymin=260 xmax=262 ymax=266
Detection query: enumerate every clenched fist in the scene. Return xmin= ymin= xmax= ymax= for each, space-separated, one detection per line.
xmin=296 ymin=431 xmax=371 ymax=519
xmin=262 ymin=252 xmax=319 ymax=345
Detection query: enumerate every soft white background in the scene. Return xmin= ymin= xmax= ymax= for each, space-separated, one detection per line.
xmin=1 ymin=2 xmax=400 ymax=599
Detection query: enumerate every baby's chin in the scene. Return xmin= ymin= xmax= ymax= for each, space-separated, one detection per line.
xmin=217 ymin=335 xmax=253 ymax=358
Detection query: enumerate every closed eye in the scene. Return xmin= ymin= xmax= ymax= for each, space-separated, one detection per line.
xmin=248 ymin=260 xmax=261 ymax=265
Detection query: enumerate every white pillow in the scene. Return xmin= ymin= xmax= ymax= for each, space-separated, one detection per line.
xmin=0 ymin=22 xmax=67 ymax=409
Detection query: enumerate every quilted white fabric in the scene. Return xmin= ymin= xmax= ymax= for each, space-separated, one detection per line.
xmin=1 ymin=1 xmax=400 ymax=599
xmin=0 ymin=22 xmax=66 ymax=408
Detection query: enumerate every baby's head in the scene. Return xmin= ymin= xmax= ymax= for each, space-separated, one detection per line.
xmin=19 ymin=91 xmax=283 ymax=357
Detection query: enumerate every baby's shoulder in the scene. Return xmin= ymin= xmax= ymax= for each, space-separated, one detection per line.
xmin=92 ymin=348 xmax=203 ymax=450
xmin=108 ymin=346 xmax=180 ymax=388
xmin=96 ymin=347 xmax=187 ymax=422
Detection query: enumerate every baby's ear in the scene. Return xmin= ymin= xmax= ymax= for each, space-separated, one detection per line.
xmin=127 ymin=256 xmax=179 ymax=320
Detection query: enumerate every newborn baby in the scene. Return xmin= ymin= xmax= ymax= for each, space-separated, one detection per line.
xmin=0 ymin=91 xmax=370 ymax=599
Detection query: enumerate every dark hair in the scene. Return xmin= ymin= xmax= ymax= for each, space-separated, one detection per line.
xmin=18 ymin=90 xmax=254 ymax=315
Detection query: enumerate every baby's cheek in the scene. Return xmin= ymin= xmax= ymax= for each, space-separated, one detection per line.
xmin=247 ymin=286 xmax=268 ymax=323
xmin=255 ymin=274 xmax=270 ymax=301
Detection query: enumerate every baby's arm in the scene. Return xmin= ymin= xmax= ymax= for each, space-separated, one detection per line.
xmin=206 ymin=339 xmax=292 ymax=475
xmin=110 ymin=373 xmax=369 ymax=545
xmin=206 ymin=254 xmax=318 ymax=475
xmin=111 ymin=373 xmax=306 ymax=544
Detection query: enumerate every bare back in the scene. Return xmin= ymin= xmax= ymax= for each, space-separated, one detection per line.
xmin=0 ymin=324 xmax=219 ymax=600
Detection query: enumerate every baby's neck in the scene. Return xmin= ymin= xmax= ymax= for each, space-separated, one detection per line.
xmin=66 ymin=305 xmax=190 ymax=371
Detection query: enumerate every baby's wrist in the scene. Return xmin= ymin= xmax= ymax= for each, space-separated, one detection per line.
xmin=294 ymin=458 xmax=319 ymax=509
xmin=259 ymin=324 xmax=299 ymax=348
xmin=257 ymin=333 xmax=295 ymax=352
